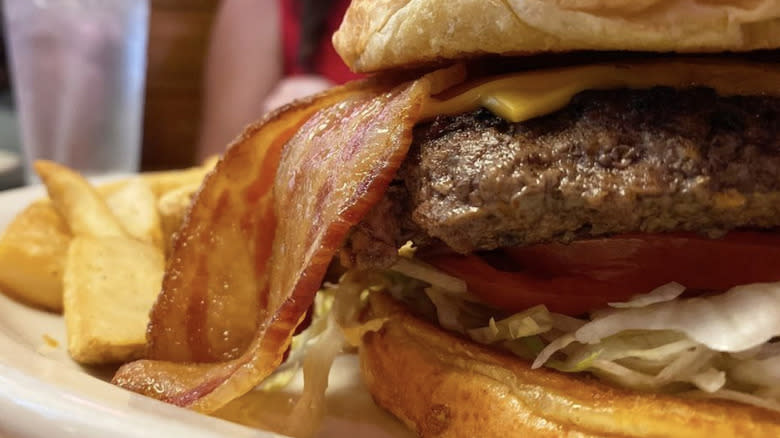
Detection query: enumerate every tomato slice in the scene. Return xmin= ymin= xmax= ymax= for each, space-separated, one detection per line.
xmin=425 ymin=232 xmax=780 ymax=316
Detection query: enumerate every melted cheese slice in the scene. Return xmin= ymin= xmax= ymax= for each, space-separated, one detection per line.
xmin=422 ymin=60 xmax=780 ymax=123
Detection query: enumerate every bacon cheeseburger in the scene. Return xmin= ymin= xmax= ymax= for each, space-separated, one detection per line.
xmin=114 ymin=1 xmax=779 ymax=437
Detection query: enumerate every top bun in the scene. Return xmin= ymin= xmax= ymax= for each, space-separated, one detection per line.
xmin=333 ymin=0 xmax=780 ymax=73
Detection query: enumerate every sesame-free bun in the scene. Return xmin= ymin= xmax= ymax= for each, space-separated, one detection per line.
xmin=333 ymin=0 xmax=780 ymax=73
xmin=358 ymin=293 xmax=780 ymax=438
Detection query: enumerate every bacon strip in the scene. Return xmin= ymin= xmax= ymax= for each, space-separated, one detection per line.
xmin=112 ymin=75 xmax=436 ymax=412
xmin=148 ymin=86 xmax=356 ymax=364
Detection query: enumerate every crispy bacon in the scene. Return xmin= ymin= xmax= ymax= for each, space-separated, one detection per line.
xmin=111 ymin=70 xmax=454 ymax=412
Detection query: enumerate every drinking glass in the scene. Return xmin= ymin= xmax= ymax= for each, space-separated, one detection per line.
xmin=3 ymin=0 xmax=149 ymax=183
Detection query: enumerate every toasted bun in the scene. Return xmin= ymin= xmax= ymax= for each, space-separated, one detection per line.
xmin=333 ymin=0 xmax=780 ymax=73
xmin=358 ymin=293 xmax=780 ymax=438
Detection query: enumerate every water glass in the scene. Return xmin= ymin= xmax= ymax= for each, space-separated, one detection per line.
xmin=3 ymin=0 xmax=149 ymax=183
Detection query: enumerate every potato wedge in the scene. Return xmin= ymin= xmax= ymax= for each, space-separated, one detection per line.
xmin=201 ymin=154 xmax=219 ymax=170
xmin=140 ymin=167 xmax=210 ymax=198
xmin=0 ymin=200 xmax=71 ymax=311
xmin=94 ymin=179 xmax=129 ymax=199
xmin=157 ymin=183 xmax=199 ymax=255
xmin=105 ymin=178 xmax=164 ymax=250
xmin=63 ymin=236 xmax=164 ymax=364
xmin=34 ymin=160 xmax=128 ymax=238
xmin=138 ymin=156 xmax=216 ymax=198
xmin=93 ymin=158 xmax=215 ymax=201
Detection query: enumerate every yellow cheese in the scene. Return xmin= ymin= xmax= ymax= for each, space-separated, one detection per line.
xmin=422 ymin=60 xmax=780 ymax=123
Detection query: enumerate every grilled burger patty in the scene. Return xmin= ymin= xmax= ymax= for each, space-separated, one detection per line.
xmin=345 ymin=87 xmax=780 ymax=267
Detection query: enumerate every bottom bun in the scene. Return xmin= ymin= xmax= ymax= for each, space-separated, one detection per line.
xmin=358 ymin=293 xmax=780 ymax=438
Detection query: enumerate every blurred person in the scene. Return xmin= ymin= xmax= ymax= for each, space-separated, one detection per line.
xmin=198 ymin=0 xmax=358 ymax=159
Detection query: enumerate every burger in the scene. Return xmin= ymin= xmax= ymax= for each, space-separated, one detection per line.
xmin=113 ymin=1 xmax=780 ymax=437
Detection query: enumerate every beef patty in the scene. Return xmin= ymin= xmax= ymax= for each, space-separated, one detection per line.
xmin=343 ymin=87 xmax=780 ymax=268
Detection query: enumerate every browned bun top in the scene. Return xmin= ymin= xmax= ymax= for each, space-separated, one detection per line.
xmin=333 ymin=0 xmax=780 ymax=73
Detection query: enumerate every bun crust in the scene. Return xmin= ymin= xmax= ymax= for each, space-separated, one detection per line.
xmin=358 ymin=293 xmax=780 ymax=438
xmin=333 ymin=0 xmax=780 ymax=72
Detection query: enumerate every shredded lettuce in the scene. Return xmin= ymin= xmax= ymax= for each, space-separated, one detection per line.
xmin=411 ymin=272 xmax=780 ymax=412
xmin=575 ymin=282 xmax=780 ymax=352
xmin=424 ymin=287 xmax=465 ymax=332
xmin=534 ymin=334 xmax=576 ymax=368
xmin=467 ymin=305 xmax=551 ymax=344
xmin=283 ymin=313 xmax=345 ymax=438
xmin=501 ymin=336 xmax=547 ymax=360
xmin=425 ymin=286 xmax=493 ymax=332
xmin=690 ymin=368 xmax=727 ymax=393
xmin=608 ymin=282 xmax=685 ymax=308
xmin=260 ymin=292 xmax=336 ymax=391
xmin=391 ymin=257 xmax=467 ymax=294
xmin=270 ymin=257 xmax=780 ymax=416
xmin=257 ymin=271 xmax=382 ymax=437
xmin=555 ymin=331 xmax=698 ymax=373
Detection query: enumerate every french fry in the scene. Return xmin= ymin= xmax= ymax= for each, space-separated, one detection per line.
xmin=34 ymin=160 xmax=128 ymax=238
xmin=157 ymin=183 xmax=199 ymax=256
xmin=63 ymin=236 xmax=164 ymax=364
xmin=135 ymin=156 xmax=216 ymax=198
xmin=105 ymin=178 xmax=164 ymax=250
xmin=0 ymin=200 xmax=71 ymax=311
xmin=0 ymin=160 xmax=213 ymax=360
xmin=91 ymin=158 xmax=215 ymax=201
xmin=201 ymin=154 xmax=220 ymax=170
xmin=95 ymin=179 xmax=129 ymax=199
xmin=140 ymin=167 xmax=211 ymax=198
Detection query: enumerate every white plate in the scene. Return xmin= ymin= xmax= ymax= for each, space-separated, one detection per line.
xmin=0 ymin=182 xmax=413 ymax=438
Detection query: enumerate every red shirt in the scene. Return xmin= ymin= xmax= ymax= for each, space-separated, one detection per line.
xmin=280 ymin=0 xmax=361 ymax=84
